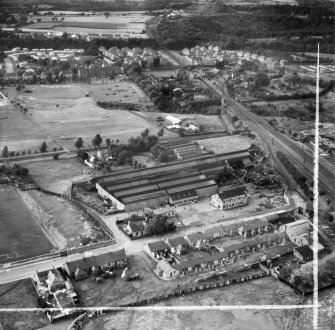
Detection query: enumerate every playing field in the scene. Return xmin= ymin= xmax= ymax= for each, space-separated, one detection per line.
xmin=196 ymin=136 xmax=251 ymax=154
xmin=16 ymin=84 xmax=160 ymax=149
xmin=0 ymin=187 xmax=53 ymax=263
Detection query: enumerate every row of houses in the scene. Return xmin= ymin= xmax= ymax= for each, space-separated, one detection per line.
xmin=145 ymin=217 xmax=274 ymax=259
xmin=101 ymin=46 xmax=161 ymax=67
xmin=150 ymin=231 xmax=289 ymax=280
xmin=181 ymin=45 xmax=286 ymax=69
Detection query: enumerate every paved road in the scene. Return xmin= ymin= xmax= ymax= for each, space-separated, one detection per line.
xmin=0 ymin=204 xmax=294 ymax=285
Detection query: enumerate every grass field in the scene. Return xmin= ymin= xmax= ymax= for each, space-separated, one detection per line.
xmin=88 ymin=81 xmax=146 ymax=103
xmin=196 ymin=136 xmax=251 ymax=154
xmin=0 ymin=96 xmax=58 ymax=154
xmin=16 ymin=84 xmax=160 ymax=149
xmin=0 ymin=187 xmax=53 ymax=263
xmin=28 ymin=190 xmax=107 ymax=248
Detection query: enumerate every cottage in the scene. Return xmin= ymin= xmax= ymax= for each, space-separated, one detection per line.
xmin=280 ymin=219 xmax=312 ymax=246
xmin=237 ymin=218 xmax=270 ymax=237
xmin=126 ymin=220 xmax=147 ymax=238
xmin=144 ymin=240 xmax=169 ymax=259
xmin=203 ymin=226 xmax=225 ymax=240
xmin=186 ymin=232 xmax=207 ymax=249
xmin=167 ymin=236 xmax=187 ymax=255
xmin=63 ymin=249 xmax=127 ymax=280
xmin=156 ymin=260 xmax=179 ymax=279
xmin=46 ymin=269 xmax=66 ymax=292
xmin=294 ymin=245 xmax=313 ymax=263
xmin=211 ymin=187 xmax=248 ymax=210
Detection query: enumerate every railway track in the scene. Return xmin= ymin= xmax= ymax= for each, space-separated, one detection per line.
xmin=200 ymin=76 xmax=335 ymax=199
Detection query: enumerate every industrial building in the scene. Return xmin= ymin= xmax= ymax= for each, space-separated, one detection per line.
xmin=95 ymin=151 xmax=252 ymax=211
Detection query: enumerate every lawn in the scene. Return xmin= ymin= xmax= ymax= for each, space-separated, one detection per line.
xmin=16 ymin=84 xmax=160 ymax=150
xmin=0 ymin=187 xmax=53 ymax=263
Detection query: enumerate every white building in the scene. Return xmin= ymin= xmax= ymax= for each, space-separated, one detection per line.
xmin=165 ymin=115 xmax=181 ymax=125
xmin=211 ymin=187 xmax=248 ymax=210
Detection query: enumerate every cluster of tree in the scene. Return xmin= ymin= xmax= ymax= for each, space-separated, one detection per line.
xmin=0 ymin=163 xmax=29 ymax=176
xmin=0 ymin=31 xmax=158 ymax=53
xmin=154 ymin=4 xmax=334 ymax=53
xmin=76 ymin=129 xmax=160 ymax=166
xmin=147 ymin=214 xmax=176 ymax=235
xmin=150 ymin=143 xmax=168 ymax=162
xmin=1 ymin=142 xmax=52 ymax=159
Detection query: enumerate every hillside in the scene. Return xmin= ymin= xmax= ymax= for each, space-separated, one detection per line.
xmin=196 ymin=1 xmax=235 ymax=15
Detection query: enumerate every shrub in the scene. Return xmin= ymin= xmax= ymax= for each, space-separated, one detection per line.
xmin=53 ymin=153 xmax=59 ymax=160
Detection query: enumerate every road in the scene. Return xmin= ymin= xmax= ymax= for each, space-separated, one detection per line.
xmin=0 ymin=203 xmax=295 ymax=285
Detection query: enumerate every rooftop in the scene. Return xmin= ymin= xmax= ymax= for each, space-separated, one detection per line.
xmin=147 ymin=240 xmax=169 ymax=252
xmin=218 ymin=186 xmax=247 ymax=200
xmin=168 ymin=236 xmax=187 ymax=247
xmin=294 ymin=245 xmax=313 ymax=259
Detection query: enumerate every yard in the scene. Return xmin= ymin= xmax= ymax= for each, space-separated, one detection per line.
xmin=0 ymin=186 xmax=53 ymax=263
xmin=15 ymin=84 xmax=160 ymax=150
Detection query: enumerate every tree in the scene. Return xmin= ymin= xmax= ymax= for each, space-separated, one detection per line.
xmin=53 ymin=153 xmax=59 ymax=160
xmin=158 ymin=151 xmax=168 ymax=162
xmin=40 ymin=142 xmax=47 ymax=154
xmin=1 ymin=146 xmax=9 ymax=158
xmin=20 ymin=168 xmax=29 ymax=176
xmin=75 ymin=137 xmax=84 ymax=150
xmin=106 ymin=138 xmax=111 ymax=148
xmin=118 ymin=150 xmax=133 ymax=165
xmin=152 ymin=57 xmax=161 ymax=68
xmin=77 ymin=149 xmax=89 ymax=162
xmin=37 ymin=18 xmax=41 ymax=23
xmin=92 ymin=134 xmax=102 ymax=148
xmin=254 ymin=73 xmax=270 ymax=89
xmin=104 ymin=11 xmax=110 ymax=18
xmin=133 ymin=160 xmax=138 ymax=168
xmin=157 ymin=128 xmax=164 ymax=137
xmin=215 ymin=60 xmax=226 ymax=70
xmin=141 ymin=128 xmax=150 ymax=138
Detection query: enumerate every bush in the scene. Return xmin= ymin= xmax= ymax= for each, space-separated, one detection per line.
xmin=53 ymin=153 xmax=59 ymax=160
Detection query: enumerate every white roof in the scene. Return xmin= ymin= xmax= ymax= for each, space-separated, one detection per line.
xmin=165 ymin=115 xmax=181 ymax=125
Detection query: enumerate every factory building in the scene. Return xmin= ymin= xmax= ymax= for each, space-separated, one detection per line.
xmin=95 ymin=151 xmax=252 ymax=211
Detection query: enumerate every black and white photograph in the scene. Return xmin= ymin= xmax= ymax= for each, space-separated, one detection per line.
xmin=0 ymin=0 xmax=334 ymax=329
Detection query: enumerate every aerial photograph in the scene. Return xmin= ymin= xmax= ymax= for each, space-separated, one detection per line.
xmin=0 ymin=0 xmax=334 ymax=329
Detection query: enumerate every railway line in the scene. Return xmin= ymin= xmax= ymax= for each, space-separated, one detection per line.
xmin=200 ymin=76 xmax=335 ymax=200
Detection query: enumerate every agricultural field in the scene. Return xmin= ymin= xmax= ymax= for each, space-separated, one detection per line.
xmin=88 ymin=81 xmax=146 ymax=103
xmin=0 ymin=186 xmax=53 ymax=263
xmin=0 ymin=94 xmax=59 ymax=155
xmin=196 ymin=136 xmax=251 ymax=154
xmin=15 ymin=84 xmax=160 ymax=150
xmin=25 ymin=13 xmax=151 ymax=36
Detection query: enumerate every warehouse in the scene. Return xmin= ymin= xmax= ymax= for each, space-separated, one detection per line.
xmin=94 ymin=151 xmax=253 ymax=211
xmin=96 ymin=172 xmax=218 ymax=211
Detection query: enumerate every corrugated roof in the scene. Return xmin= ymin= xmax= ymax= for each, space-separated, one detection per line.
xmin=169 ymin=189 xmax=199 ymax=202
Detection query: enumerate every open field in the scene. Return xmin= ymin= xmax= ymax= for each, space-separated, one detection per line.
xmin=28 ymin=190 xmax=107 ymax=248
xmin=15 ymin=84 xmax=160 ymax=149
xmin=24 ymin=157 xmax=92 ymax=193
xmin=84 ymin=276 xmax=323 ymax=330
xmin=196 ymin=135 xmax=251 ymax=154
xmin=88 ymin=81 xmax=146 ymax=103
xmin=0 ymin=279 xmax=49 ymax=330
xmin=0 ymin=187 xmax=53 ymax=263
xmin=25 ymin=13 xmax=150 ymax=36
xmin=0 ymin=98 xmax=58 ymax=154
